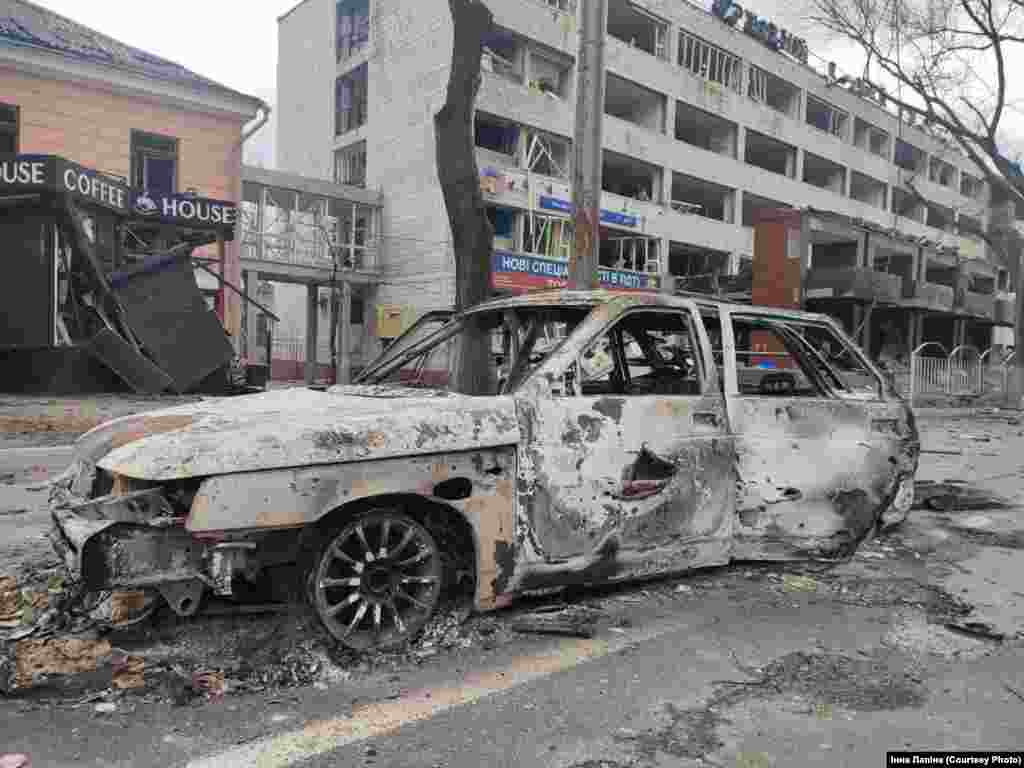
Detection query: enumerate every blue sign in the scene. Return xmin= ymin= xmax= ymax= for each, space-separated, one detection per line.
xmin=491 ymin=250 xmax=659 ymax=292
xmin=537 ymin=196 xmax=639 ymax=228
xmin=600 ymin=210 xmax=639 ymax=228
xmin=539 ymin=195 xmax=573 ymax=213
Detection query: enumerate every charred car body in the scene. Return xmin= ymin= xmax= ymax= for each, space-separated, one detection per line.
xmin=49 ymin=291 xmax=919 ymax=650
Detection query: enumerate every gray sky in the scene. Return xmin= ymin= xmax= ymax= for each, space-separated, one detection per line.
xmin=32 ymin=0 xmax=1021 ymax=166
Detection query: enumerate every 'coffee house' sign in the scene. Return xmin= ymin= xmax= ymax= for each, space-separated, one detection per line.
xmin=711 ymin=0 xmax=809 ymax=64
xmin=0 ymin=154 xmax=238 ymax=232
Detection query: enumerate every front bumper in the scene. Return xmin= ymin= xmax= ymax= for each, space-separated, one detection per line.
xmin=50 ymin=486 xmax=204 ymax=592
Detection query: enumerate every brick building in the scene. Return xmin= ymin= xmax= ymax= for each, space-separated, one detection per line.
xmin=0 ymin=0 xmax=268 ymax=340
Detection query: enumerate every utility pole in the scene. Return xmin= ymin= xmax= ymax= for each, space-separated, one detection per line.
xmin=570 ymin=0 xmax=607 ymax=290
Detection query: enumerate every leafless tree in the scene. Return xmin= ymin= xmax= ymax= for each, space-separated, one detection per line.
xmin=435 ymin=0 xmax=496 ymax=395
xmin=812 ymin=0 xmax=1024 ymax=203
xmin=812 ymin=0 xmax=1024 ymax=395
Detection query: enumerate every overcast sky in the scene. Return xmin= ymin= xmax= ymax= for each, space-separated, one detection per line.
xmin=31 ymin=0 xmax=1021 ymax=166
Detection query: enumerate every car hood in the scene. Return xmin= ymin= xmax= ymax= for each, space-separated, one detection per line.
xmin=84 ymin=386 xmax=520 ymax=481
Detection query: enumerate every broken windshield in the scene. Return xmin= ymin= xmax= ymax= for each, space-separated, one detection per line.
xmin=361 ymin=306 xmax=590 ymax=394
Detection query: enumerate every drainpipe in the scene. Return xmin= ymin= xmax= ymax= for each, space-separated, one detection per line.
xmin=223 ymin=101 xmax=272 ymax=352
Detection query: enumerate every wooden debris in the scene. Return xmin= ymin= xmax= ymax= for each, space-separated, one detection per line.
xmin=511 ymin=607 xmax=600 ymax=638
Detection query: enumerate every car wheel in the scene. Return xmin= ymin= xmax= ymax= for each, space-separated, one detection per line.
xmin=310 ymin=509 xmax=443 ymax=651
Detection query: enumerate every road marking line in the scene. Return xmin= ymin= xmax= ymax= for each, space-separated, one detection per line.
xmin=187 ymin=621 xmax=691 ymax=768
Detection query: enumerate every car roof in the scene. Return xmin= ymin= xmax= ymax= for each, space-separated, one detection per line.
xmin=465 ymin=290 xmax=837 ymax=325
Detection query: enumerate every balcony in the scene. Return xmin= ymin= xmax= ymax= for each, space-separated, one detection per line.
xmin=804 ymin=267 xmax=903 ymax=303
xmin=901 ymin=280 xmax=954 ymax=312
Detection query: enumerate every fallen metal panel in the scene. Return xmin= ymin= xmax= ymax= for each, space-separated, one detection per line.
xmin=85 ymin=328 xmax=175 ymax=395
xmin=112 ymin=254 xmax=233 ymax=393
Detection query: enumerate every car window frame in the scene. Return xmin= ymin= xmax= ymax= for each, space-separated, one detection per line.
xmin=553 ymin=303 xmax=713 ymax=399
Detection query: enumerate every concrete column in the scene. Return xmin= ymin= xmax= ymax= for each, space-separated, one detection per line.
xmin=659 ymin=237 xmax=672 ymax=294
xmin=852 ymin=304 xmax=864 ymax=341
xmin=305 ymin=284 xmax=320 ymax=385
xmin=662 ymin=166 xmax=673 ymax=209
xmin=789 ymin=148 xmax=802 ymax=180
xmin=243 ymin=270 xmax=259 ymax=360
xmin=842 ymin=168 xmax=851 ymax=197
xmin=861 ymin=304 xmax=874 ymax=355
xmin=663 ymin=98 xmax=676 ymax=139
xmin=954 ymin=319 xmax=967 ymax=348
xmin=338 ymin=282 xmax=353 ymax=384
xmin=735 ymin=126 xmax=747 ymax=163
xmin=733 ymin=189 xmax=744 ymax=227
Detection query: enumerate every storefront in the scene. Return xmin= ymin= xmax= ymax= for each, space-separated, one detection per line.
xmin=0 ymin=153 xmax=242 ymax=394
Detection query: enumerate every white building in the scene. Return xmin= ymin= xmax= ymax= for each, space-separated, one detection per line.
xmin=277 ymin=0 xmax=1017 ymax=359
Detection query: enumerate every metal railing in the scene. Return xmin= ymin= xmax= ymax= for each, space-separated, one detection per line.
xmin=909 ymin=343 xmax=996 ymax=402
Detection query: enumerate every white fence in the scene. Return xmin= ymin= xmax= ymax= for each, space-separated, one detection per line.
xmin=909 ymin=343 xmax=1016 ymax=402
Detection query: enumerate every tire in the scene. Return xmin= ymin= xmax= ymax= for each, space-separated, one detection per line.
xmin=308 ymin=508 xmax=443 ymax=652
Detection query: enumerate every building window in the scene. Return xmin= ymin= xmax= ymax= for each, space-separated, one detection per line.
xmin=337 ymin=0 xmax=370 ymax=62
xmin=131 ymin=130 xmax=178 ymax=194
xmin=0 ymin=103 xmax=18 ymax=154
xmin=747 ymin=67 xmax=799 ymax=117
xmin=805 ymin=96 xmax=848 ymax=140
xmin=351 ymin=296 xmax=365 ymax=325
xmin=334 ymin=142 xmax=367 ymax=187
xmin=678 ymin=31 xmax=742 ymax=93
xmin=335 ymin=65 xmax=368 ymax=135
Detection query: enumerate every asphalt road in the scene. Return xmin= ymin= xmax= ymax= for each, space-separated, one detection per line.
xmin=2 ymin=411 xmax=1024 ymax=767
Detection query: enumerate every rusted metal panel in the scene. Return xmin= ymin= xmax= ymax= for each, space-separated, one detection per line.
xmin=96 ymin=388 xmax=520 ymax=481
xmin=728 ymin=399 xmax=917 ymax=560
xmin=188 ymin=448 xmax=516 ymax=610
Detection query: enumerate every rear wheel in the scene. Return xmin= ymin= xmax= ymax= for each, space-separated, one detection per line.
xmin=310 ymin=509 xmax=443 ymax=651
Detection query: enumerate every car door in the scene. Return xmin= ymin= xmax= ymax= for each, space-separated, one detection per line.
xmin=515 ymin=301 xmax=735 ymax=575
xmin=720 ymin=308 xmax=916 ymax=561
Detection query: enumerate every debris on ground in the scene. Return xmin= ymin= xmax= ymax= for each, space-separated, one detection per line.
xmin=913 ymin=480 xmax=1010 ymax=511
xmin=942 ymin=620 xmax=1005 ymax=643
xmin=511 ymin=605 xmax=602 ymax=638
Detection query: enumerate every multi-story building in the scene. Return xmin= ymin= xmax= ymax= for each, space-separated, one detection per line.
xmin=277 ymin=0 xmax=1018 ymax=361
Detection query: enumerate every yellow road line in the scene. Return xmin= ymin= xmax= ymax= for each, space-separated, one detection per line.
xmin=186 ymin=622 xmax=686 ymax=768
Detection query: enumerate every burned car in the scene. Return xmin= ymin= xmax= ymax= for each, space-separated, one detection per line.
xmin=49 ymin=291 xmax=919 ymax=651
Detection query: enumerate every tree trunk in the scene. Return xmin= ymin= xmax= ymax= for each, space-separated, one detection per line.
xmin=435 ymin=0 xmax=495 ymax=395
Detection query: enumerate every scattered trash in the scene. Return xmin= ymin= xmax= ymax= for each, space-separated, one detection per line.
xmin=782 ymin=575 xmax=818 ymax=593
xmin=674 ymin=584 xmax=694 ymax=594
xmin=0 ymin=509 xmax=27 ymax=517
xmin=93 ymin=702 xmax=117 ymax=715
xmin=0 ymin=754 xmax=31 ymax=768
xmin=192 ymin=670 xmax=227 ymax=702
xmin=111 ymin=652 xmax=145 ymax=690
xmin=1002 ymin=681 xmax=1024 ymax=703
xmin=1 ymin=638 xmax=114 ymax=693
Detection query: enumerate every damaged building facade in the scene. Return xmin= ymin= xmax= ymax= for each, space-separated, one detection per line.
xmin=277 ymin=0 xmax=1018 ymax=359
xmin=0 ymin=0 xmax=267 ymax=350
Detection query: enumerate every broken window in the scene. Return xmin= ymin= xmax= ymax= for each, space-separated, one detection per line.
xmin=528 ymin=52 xmax=571 ymax=98
xmin=131 ymin=130 xmax=177 ymax=194
xmin=958 ymin=213 xmax=983 ymax=240
xmin=744 ymin=130 xmax=796 ymax=178
xmin=524 ymin=128 xmax=570 ymax=178
xmin=334 ymin=141 xmax=367 ymax=187
xmin=475 ymin=113 xmax=519 ymax=157
xmin=671 ymin=172 xmax=734 ymax=222
xmin=605 ymin=73 xmax=666 ymax=133
xmin=482 ymin=30 xmax=523 ymax=83
xmin=747 ymin=66 xmax=798 ymax=116
xmin=600 ymin=231 xmax=659 ymax=272
xmin=929 ymin=157 xmax=957 ymax=188
xmin=926 ymin=202 xmax=955 ymax=232
xmin=336 ymin=0 xmax=370 ymax=62
xmin=365 ymin=307 xmax=589 ymax=395
xmin=577 ymin=310 xmax=702 ymax=397
xmin=603 ymin=150 xmax=661 ymax=201
xmin=335 ymin=65 xmax=368 ymax=135
xmin=785 ymin=320 xmax=881 ymax=397
xmin=805 ymin=96 xmax=848 ymax=140
xmin=961 ymin=172 xmax=983 ymax=199
xmin=524 ymin=212 xmax=573 ymax=261
xmin=894 ymin=140 xmax=926 ymax=173
xmin=678 ymin=30 xmax=742 ymax=92
xmin=329 ymin=199 xmax=376 ymax=269
xmin=891 ymin=187 xmax=924 ymax=222
xmin=802 ymin=152 xmax=846 ymax=194
xmin=487 ymin=206 xmax=518 ymax=250
xmin=850 ymin=172 xmax=887 ymax=209
xmin=968 ymin=272 xmax=995 ymax=295
xmin=732 ymin=317 xmax=878 ymax=398
xmin=607 ymin=0 xmax=669 ymax=59
xmin=0 ymin=102 xmax=17 ymax=154
xmin=675 ymin=102 xmax=737 ymax=157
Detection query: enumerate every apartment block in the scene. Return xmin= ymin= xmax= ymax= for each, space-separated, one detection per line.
xmin=277 ymin=0 xmax=1018 ymax=358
